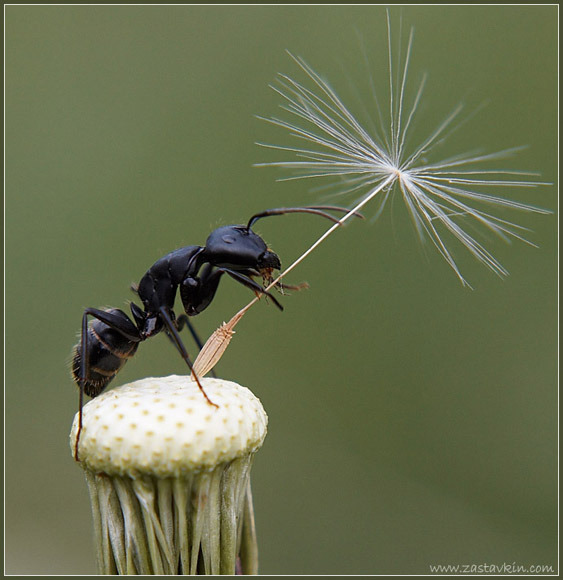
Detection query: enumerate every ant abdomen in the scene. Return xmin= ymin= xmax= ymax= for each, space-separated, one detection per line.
xmin=72 ymin=310 xmax=139 ymax=398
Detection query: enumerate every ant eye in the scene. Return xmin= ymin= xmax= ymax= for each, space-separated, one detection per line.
xmin=222 ymin=235 xmax=236 ymax=244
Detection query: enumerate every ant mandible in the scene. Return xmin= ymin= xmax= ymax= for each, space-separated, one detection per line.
xmin=71 ymin=205 xmax=358 ymax=460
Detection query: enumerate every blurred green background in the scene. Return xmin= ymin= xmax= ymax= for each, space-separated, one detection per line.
xmin=5 ymin=5 xmax=557 ymax=575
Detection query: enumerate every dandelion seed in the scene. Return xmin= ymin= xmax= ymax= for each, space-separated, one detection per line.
xmin=256 ymin=13 xmax=551 ymax=287
xmin=192 ymin=14 xmax=552 ymax=376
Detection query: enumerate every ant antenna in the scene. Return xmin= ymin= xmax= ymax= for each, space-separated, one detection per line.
xmin=246 ymin=205 xmax=364 ymax=230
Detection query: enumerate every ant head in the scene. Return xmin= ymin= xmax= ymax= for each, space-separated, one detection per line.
xmin=201 ymin=206 xmax=358 ymax=277
xmin=204 ymin=225 xmax=281 ymax=274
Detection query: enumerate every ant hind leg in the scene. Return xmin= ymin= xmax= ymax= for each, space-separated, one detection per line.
xmin=74 ymin=307 xmax=142 ymax=462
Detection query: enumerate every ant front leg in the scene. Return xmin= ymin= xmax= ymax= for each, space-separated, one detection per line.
xmin=157 ymin=307 xmax=219 ymax=408
xmin=219 ymin=268 xmax=284 ymax=310
xmin=180 ymin=266 xmax=284 ymax=316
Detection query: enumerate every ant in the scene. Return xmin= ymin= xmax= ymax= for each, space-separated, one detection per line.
xmin=71 ymin=205 xmax=360 ymax=460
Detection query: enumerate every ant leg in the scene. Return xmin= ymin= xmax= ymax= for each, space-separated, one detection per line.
xmin=176 ymin=314 xmax=204 ymax=349
xmin=181 ymin=267 xmax=284 ymax=316
xmin=74 ymin=308 xmax=142 ymax=462
xmin=175 ymin=315 xmax=218 ymax=378
xmin=83 ymin=307 xmax=142 ymax=342
xmin=158 ymin=307 xmax=219 ymax=408
xmin=216 ymin=268 xmax=284 ymax=310
xmin=75 ymin=310 xmax=89 ymax=462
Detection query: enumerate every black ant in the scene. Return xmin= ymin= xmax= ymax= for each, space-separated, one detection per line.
xmin=71 ymin=205 xmax=361 ymax=460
